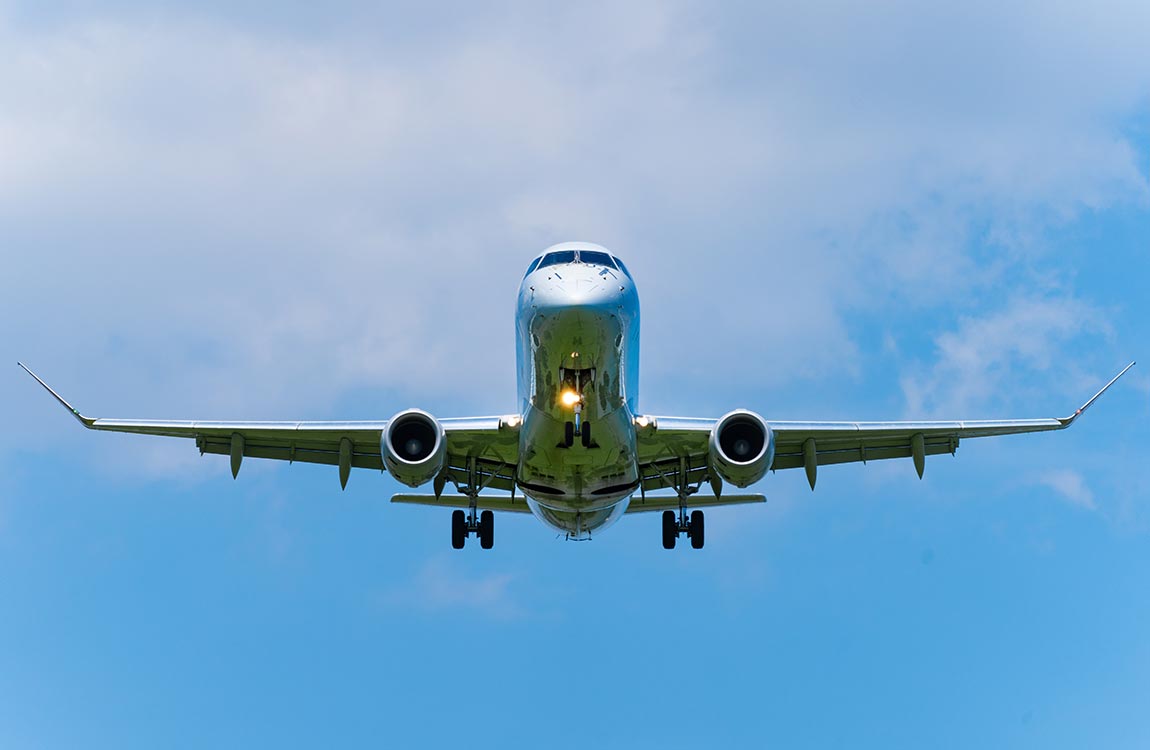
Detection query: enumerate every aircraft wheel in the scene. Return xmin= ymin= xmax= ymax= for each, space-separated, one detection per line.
xmin=451 ymin=509 xmax=467 ymax=549
xmin=564 ymin=421 xmax=575 ymax=447
xmin=479 ymin=510 xmax=495 ymax=549
xmin=661 ymin=510 xmax=677 ymax=549
xmin=581 ymin=420 xmax=592 ymax=448
xmin=689 ymin=510 xmax=705 ymax=549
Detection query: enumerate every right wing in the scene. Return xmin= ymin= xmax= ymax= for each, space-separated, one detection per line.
xmin=636 ymin=362 xmax=1135 ymax=492
xmin=19 ymin=363 xmax=519 ymax=492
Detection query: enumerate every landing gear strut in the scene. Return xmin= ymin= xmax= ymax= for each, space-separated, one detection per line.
xmin=450 ymin=456 xmax=495 ymax=550
xmin=660 ymin=456 xmax=706 ymax=549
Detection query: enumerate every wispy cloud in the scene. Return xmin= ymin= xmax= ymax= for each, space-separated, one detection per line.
xmin=1035 ymin=469 xmax=1097 ymax=511
xmin=378 ymin=557 xmax=529 ymax=621
xmin=900 ymin=295 xmax=1112 ymax=417
xmin=3 ymin=1 xmax=1147 ymax=457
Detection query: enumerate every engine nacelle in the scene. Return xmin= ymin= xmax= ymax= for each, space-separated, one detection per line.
xmin=382 ymin=409 xmax=447 ymax=488
xmin=708 ymin=410 xmax=775 ymax=488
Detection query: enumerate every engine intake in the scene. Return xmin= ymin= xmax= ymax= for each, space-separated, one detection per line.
xmin=709 ymin=410 xmax=774 ymax=488
xmin=383 ymin=409 xmax=447 ymax=487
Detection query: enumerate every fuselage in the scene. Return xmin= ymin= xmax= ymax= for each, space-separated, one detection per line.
xmin=515 ymin=242 xmax=641 ymax=539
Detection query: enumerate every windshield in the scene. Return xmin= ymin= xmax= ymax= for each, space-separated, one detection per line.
xmin=538 ymin=250 xmax=577 ymax=268
xmin=529 ymin=249 xmax=630 ymax=275
xmin=579 ymin=250 xmax=616 ymax=268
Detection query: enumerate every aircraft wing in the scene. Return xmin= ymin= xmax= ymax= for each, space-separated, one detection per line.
xmin=636 ymin=362 xmax=1134 ymax=492
xmin=18 ymin=364 xmax=519 ymax=492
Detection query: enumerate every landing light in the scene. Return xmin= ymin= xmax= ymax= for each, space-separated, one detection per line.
xmin=560 ymin=390 xmax=581 ymax=407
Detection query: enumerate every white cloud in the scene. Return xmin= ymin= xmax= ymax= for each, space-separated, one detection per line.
xmin=1 ymin=0 xmax=1147 ymax=467
xmin=378 ymin=557 xmax=528 ymax=621
xmin=1036 ymin=469 xmax=1097 ymax=511
xmin=900 ymin=295 xmax=1113 ymax=417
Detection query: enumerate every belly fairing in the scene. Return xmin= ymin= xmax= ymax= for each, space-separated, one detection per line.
xmin=525 ymin=495 xmax=631 ymax=540
xmin=517 ymin=402 xmax=640 ymax=518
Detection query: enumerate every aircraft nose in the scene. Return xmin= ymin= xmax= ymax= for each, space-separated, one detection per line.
xmin=538 ymin=265 xmax=623 ymax=309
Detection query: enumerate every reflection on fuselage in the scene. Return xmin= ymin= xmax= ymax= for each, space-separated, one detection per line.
xmin=514 ymin=243 xmax=641 ymax=539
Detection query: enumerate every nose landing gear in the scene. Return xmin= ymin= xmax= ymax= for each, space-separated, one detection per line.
xmin=562 ymin=418 xmax=593 ymax=448
xmin=559 ymin=367 xmax=597 ymax=449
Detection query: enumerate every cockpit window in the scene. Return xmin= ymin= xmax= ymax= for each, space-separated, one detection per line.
xmin=579 ymin=250 xmax=616 ymax=268
xmin=523 ymin=256 xmax=542 ymax=278
xmin=613 ymin=257 xmax=632 ymax=278
xmin=538 ymin=250 xmax=577 ymax=268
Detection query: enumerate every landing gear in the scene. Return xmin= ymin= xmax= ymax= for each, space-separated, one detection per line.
xmin=479 ymin=510 xmax=494 ymax=549
xmin=661 ymin=507 xmax=705 ymax=550
xmin=689 ymin=509 xmax=705 ymax=549
xmin=451 ymin=509 xmax=467 ymax=549
xmin=450 ymin=456 xmax=495 ymax=550
xmin=558 ymin=366 xmax=596 ymax=450
xmin=662 ymin=510 xmax=677 ymax=549
xmin=450 ymin=504 xmax=495 ymax=550
xmin=659 ymin=456 xmax=706 ymax=550
xmin=562 ymin=419 xmax=594 ymax=449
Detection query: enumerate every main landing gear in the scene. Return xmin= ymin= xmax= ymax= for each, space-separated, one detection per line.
xmin=660 ymin=456 xmax=705 ymax=550
xmin=661 ymin=509 xmax=704 ymax=549
xmin=452 ymin=508 xmax=494 ymax=550
xmin=450 ymin=455 xmax=495 ymax=550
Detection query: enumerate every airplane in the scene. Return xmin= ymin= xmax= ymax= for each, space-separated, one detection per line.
xmin=20 ymin=241 xmax=1135 ymax=550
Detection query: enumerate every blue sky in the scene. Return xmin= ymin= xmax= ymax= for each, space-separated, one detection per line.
xmin=2 ymin=1 xmax=1148 ymax=747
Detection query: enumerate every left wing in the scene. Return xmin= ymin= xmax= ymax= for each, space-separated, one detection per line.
xmin=18 ymin=363 xmax=518 ymax=491
xmin=636 ymin=362 xmax=1135 ymax=492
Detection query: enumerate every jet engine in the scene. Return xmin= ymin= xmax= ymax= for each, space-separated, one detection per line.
xmin=708 ymin=410 xmax=775 ymax=488
xmin=383 ymin=409 xmax=447 ymax=487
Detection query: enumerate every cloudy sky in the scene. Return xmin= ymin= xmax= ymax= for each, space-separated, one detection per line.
xmin=2 ymin=1 xmax=1148 ymax=746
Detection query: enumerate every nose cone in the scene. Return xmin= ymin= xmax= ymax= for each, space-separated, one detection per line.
xmin=534 ymin=264 xmax=624 ymax=312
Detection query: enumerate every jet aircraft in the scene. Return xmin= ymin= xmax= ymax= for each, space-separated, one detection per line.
xmin=21 ymin=242 xmax=1135 ymax=549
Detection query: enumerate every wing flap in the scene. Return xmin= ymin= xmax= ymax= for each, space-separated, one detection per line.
xmin=771 ymin=434 xmax=956 ymax=470
xmin=196 ymin=434 xmax=384 ymax=470
xmin=390 ymin=493 xmax=533 ymax=513
xmin=625 ymin=493 xmax=765 ymax=513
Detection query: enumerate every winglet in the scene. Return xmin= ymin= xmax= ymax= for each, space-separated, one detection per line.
xmin=1059 ymin=361 xmax=1136 ymax=427
xmin=17 ymin=362 xmax=96 ymax=428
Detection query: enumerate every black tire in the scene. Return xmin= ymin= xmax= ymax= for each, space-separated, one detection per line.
xmin=564 ymin=421 xmax=575 ymax=447
xmin=662 ymin=510 xmax=677 ymax=549
xmin=451 ymin=509 xmax=467 ymax=549
xmin=690 ymin=510 xmax=705 ymax=549
xmin=581 ymin=420 xmax=592 ymax=448
xmin=479 ymin=510 xmax=494 ymax=549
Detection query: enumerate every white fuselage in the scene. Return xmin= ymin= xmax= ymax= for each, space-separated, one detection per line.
xmin=515 ymin=243 xmax=641 ymax=539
